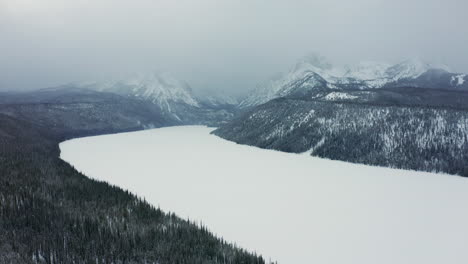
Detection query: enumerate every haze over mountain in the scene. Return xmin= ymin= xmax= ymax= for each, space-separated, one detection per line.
xmin=1 ymin=0 xmax=468 ymax=94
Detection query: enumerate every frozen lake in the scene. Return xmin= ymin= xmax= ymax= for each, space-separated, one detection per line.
xmin=60 ymin=126 xmax=468 ymax=264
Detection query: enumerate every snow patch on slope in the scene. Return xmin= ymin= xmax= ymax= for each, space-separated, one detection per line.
xmin=451 ymin=74 xmax=466 ymax=86
xmin=324 ymin=92 xmax=358 ymax=101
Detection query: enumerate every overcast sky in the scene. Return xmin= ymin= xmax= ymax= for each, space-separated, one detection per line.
xmin=1 ymin=0 xmax=467 ymax=94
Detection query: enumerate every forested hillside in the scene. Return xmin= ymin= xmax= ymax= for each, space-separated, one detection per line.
xmin=0 ymin=91 xmax=267 ymax=263
xmin=214 ymin=88 xmax=468 ymax=177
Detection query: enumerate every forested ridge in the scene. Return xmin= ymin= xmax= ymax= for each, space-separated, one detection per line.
xmin=214 ymin=88 xmax=468 ymax=177
xmin=0 ymin=96 xmax=267 ymax=263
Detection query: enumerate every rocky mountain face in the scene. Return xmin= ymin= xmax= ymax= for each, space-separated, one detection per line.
xmin=215 ymin=56 xmax=468 ymax=177
xmin=239 ymin=55 xmax=468 ymax=107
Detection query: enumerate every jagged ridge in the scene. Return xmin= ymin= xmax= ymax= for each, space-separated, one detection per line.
xmin=240 ymin=55 xmax=468 ymax=107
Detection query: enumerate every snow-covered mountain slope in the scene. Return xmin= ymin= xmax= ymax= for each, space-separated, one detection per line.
xmin=240 ymin=55 xmax=467 ymax=107
xmin=74 ymin=72 xmax=200 ymax=112
xmin=68 ymin=72 xmax=240 ymax=125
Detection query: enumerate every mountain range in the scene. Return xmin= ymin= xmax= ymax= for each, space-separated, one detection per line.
xmin=67 ymin=72 xmax=239 ymax=125
xmin=6 ymin=55 xmax=466 ymax=129
xmin=214 ymin=55 xmax=468 ymax=177
xmin=2 ymin=54 xmax=468 ymax=262
xmin=240 ymin=55 xmax=467 ymax=107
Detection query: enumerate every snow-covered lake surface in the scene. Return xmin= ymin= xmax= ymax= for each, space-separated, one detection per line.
xmin=60 ymin=126 xmax=468 ymax=264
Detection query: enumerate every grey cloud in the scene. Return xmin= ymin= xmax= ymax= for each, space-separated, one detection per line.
xmin=1 ymin=0 xmax=467 ymax=94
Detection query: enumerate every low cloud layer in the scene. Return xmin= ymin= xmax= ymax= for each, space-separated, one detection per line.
xmin=1 ymin=0 xmax=467 ymax=94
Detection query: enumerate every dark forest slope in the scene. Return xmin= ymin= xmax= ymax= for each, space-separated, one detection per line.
xmin=214 ymin=88 xmax=468 ymax=177
xmin=0 ymin=91 xmax=267 ymax=264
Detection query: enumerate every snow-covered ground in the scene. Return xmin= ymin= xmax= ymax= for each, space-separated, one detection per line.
xmin=60 ymin=126 xmax=468 ymax=264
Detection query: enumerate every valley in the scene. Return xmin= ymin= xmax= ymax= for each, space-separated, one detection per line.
xmin=60 ymin=126 xmax=468 ymax=264
xmin=2 ymin=55 xmax=468 ymax=263
xmin=3 ymin=1 xmax=468 ymax=262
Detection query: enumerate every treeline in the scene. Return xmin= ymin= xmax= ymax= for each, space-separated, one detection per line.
xmin=0 ymin=108 xmax=268 ymax=263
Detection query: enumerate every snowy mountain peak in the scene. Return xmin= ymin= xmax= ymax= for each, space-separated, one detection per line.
xmin=66 ymin=72 xmax=242 ymax=125
xmin=123 ymin=71 xmax=200 ymax=107
xmin=385 ymin=58 xmax=432 ymax=80
xmin=72 ymin=72 xmax=200 ymax=110
xmin=240 ymin=56 xmax=467 ymax=107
